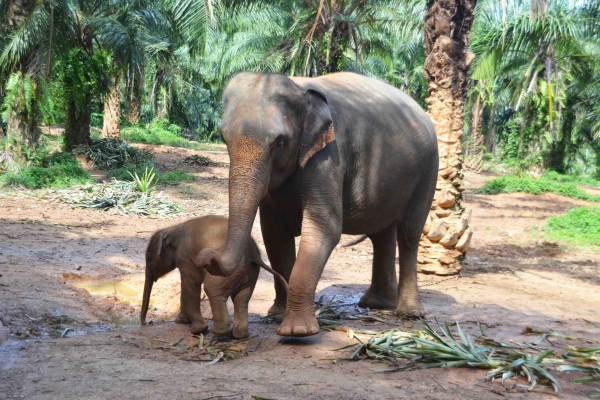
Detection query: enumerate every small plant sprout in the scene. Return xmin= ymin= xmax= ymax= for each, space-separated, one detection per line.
xmin=128 ymin=166 xmax=157 ymax=194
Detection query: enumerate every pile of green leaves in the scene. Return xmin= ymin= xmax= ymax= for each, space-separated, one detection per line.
xmin=0 ymin=152 xmax=92 ymax=189
xmin=475 ymin=175 xmax=600 ymax=202
xmin=49 ymin=180 xmax=183 ymax=216
xmin=71 ymin=138 xmax=153 ymax=170
xmin=546 ymin=207 xmax=600 ymax=247
xmin=337 ymin=320 xmax=571 ymax=392
xmin=122 ymin=120 xmax=201 ymax=149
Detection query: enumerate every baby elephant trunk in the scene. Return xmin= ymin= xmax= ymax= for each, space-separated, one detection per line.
xmin=140 ymin=273 xmax=154 ymax=325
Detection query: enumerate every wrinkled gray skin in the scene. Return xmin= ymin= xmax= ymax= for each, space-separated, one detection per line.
xmin=141 ymin=215 xmax=282 ymax=339
xmin=196 ymin=72 xmax=438 ymax=337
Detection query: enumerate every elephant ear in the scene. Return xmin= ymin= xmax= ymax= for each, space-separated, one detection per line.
xmin=299 ymin=89 xmax=335 ymax=169
xmin=156 ymin=232 xmax=172 ymax=257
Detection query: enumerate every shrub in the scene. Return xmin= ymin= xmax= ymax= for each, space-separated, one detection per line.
xmin=0 ymin=152 xmax=92 ymax=189
xmin=546 ymin=207 xmax=600 ymax=247
xmin=121 ymin=120 xmax=196 ymax=148
xmin=475 ymin=175 xmax=600 ymax=202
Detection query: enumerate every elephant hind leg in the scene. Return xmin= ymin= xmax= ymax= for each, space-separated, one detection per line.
xmin=395 ymin=186 xmax=434 ymax=318
xmin=358 ymin=223 xmax=398 ymax=310
xmin=231 ymin=286 xmax=253 ymax=339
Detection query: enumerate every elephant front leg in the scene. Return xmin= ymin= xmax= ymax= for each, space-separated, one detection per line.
xmin=260 ymin=204 xmax=296 ymax=319
xmin=278 ymin=219 xmax=341 ymax=337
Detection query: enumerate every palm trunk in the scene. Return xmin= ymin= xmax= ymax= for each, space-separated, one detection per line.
xmin=102 ymin=72 xmax=121 ymax=139
xmin=64 ymin=98 xmax=91 ymax=151
xmin=126 ymin=65 xmax=144 ymax=124
xmin=5 ymin=0 xmax=41 ymax=150
xmin=418 ymin=0 xmax=477 ymax=276
xmin=6 ymin=96 xmax=40 ymax=150
xmin=465 ymin=80 xmax=486 ymax=173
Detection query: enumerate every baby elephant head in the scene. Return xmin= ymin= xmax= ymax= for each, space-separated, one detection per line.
xmin=140 ymin=229 xmax=176 ymax=325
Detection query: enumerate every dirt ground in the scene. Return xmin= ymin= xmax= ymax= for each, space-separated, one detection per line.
xmin=1 ymin=144 xmax=599 ymax=399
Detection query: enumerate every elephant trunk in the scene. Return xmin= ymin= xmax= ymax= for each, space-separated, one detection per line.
xmin=140 ymin=272 xmax=154 ymax=325
xmin=197 ymin=145 xmax=269 ymax=277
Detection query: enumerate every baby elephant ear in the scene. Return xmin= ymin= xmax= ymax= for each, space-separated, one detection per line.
xmin=299 ymin=89 xmax=335 ymax=169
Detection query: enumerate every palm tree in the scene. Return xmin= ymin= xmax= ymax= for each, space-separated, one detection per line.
xmin=0 ymin=0 xmax=48 ymax=148
xmin=469 ymin=0 xmax=600 ymax=173
xmin=417 ymin=0 xmax=477 ymax=276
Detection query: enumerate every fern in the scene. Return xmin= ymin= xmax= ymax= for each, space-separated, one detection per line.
xmin=1 ymin=72 xmax=36 ymax=122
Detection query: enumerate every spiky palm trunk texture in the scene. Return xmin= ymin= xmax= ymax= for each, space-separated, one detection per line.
xmin=102 ymin=72 xmax=121 ymax=139
xmin=418 ymin=0 xmax=477 ymax=276
xmin=465 ymin=81 xmax=486 ymax=173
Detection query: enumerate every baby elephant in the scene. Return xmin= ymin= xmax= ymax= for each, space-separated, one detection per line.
xmin=141 ymin=215 xmax=286 ymax=339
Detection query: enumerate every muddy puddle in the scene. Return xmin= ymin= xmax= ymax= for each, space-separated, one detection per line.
xmin=73 ymin=276 xmax=145 ymax=307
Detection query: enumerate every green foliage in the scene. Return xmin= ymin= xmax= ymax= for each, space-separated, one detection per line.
xmin=122 ymin=120 xmax=202 ymax=148
xmin=0 ymin=152 xmax=92 ymax=189
xmin=128 ymin=166 xmax=157 ymax=194
xmin=475 ymin=175 xmax=600 ymax=202
xmin=546 ymin=207 xmax=600 ymax=247
xmin=1 ymin=72 xmax=35 ymax=121
xmin=71 ymin=138 xmax=153 ymax=170
xmin=56 ymin=48 xmax=110 ymax=117
xmin=483 ymin=152 xmax=494 ymax=161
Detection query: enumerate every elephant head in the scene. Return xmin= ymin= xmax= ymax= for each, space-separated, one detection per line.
xmin=196 ymin=72 xmax=335 ymax=277
xmin=140 ymin=229 xmax=177 ymax=325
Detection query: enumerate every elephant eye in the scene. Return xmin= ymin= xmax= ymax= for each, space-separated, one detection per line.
xmin=276 ymin=135 xmax=285 ymax=147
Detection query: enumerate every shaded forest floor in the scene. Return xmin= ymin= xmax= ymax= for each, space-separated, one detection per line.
xmin=0 ymin=144 xmax=599 ymax=399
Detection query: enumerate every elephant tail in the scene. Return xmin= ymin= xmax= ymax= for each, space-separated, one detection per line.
xmin=255 ymin=260 xmax=289 ymax=292
xmin=340 ymin=235 xmax=368 ymax=248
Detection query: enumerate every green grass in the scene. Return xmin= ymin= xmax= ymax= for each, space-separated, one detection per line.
xmin=160 ymin=170 xmax=196 ymax=185
xmin=105 ymin=163 xmax=196 ymax=186
xmin=475 ymin=175 xmax=600 ymax=202
xmin=542 ymin=171 xmax=600 ymax=187
xmin=0 ymin=152 xmax=92 ymax=189
xmin=546 ymin=207 xmax=600 ymax=247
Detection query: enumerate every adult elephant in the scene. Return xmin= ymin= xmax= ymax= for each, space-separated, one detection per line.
xmin=197 ymin=72 xmax=438 ymax=337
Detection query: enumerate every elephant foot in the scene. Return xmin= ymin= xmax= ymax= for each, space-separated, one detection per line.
xmin=210 ymin=324 xmax=231 ymax=337
xmin=267 ymin=300 xmax=287 ymax=322
xmin=277 ymin=312 xmax=319 ymax=337
xmin=395 ymin=296 xmax=425 ymax=318
xmin=232 ymin=324 xmax=249 ymax=339
xmin=190 ymin=320 xmax=208 ymax=335
xmin=175 ymin=312 xmax=191 ymax=324
xmin=358 ymin=290 xmax=398 ymax=310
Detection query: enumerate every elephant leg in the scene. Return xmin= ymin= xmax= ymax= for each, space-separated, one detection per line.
xmin=231 ymin=286 xmax=253 ymax=339
xmin=260 ymin=203 xmax=296 ymax=318
xmin=358 ymin=223 xmax=398 ymax=310
xmin=180 ymin=269 xmax=208 ymax=334
xmin=208 ymin=294 xmax=231 ymax=337
xmin=278 ymin=216 xmax=341 ymax=337
xmin=395 ymin=189 xmax=432 ymax=318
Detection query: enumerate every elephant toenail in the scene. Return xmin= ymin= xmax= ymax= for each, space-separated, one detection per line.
xmin=294 ymin=326 xmax=308 ymax=335
xmin=411 ymin=310 xmax=420 ymax=317
xmin=278 ymin=326 xmax=291 ymax=336
xmin=309 ymin=325 xmax=319 ymax=334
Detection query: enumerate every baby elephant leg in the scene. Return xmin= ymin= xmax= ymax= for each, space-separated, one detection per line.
xmin=180 ymin=271 xmax=207 ymax=334
xmin=208 ymin=295 xmax=231 ymax=337
xmin=231 ymin=286 xmax=253 ymax=339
